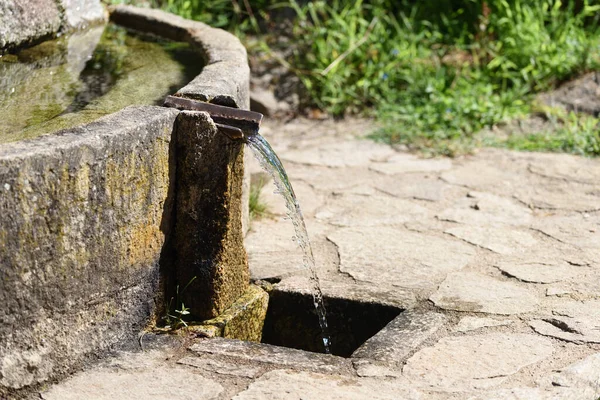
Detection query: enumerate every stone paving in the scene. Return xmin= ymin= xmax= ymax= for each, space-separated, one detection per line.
xmin=40 ymin=117 xmax=600 ymax=399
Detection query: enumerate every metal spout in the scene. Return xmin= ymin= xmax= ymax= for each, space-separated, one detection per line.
xmin=163 ymin=95 xmax=263 ymax=141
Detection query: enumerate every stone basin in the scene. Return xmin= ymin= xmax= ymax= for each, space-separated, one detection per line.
xmin=0 ymin=3 xmax=252 ymax=394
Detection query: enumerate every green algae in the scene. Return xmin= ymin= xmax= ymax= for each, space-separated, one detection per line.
xmin=0 ymin=23 xmax=203 ymax=144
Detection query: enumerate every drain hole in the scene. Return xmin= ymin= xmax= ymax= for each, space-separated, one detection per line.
xmin=261 ymin=290 xmax=403 ymax=358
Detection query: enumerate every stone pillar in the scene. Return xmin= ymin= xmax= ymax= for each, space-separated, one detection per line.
xmin=174 ymin=110 xmax=249 ymax=320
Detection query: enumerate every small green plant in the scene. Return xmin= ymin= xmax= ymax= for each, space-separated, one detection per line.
xmin=163 ymin=276 xmax=196 ymax=330
xmin=249 ymin=176 xmax=269 ymax=220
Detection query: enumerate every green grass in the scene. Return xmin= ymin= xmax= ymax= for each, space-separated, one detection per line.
xmin=112 ymin=0 xmax=600 ymax=157
xmin=488 ymin=107 xmax=600 ymax=155
xmin=284 ymin=0 xmax=600 ymax=156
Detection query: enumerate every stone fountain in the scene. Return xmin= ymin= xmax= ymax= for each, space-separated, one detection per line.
xmin=0 ymin=2 xmax=266 ymax=393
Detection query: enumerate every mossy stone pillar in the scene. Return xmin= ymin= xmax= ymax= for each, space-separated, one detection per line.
xmin=174 ymin=110 xmax=249 ymax=320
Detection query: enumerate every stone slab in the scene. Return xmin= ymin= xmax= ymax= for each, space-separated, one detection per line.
xmin=438 ymin=191 xmax=532 ymax=227
xmin=0 ymin=0 xmax=62 ymax=49
xmin=178 ymin=356 xmax=263 ymax=378
xmin=233 ymin=370 xmax=423 ymax=400
xmin=454 ymin=316 xmax=513 ymax=332
xmin=377 ymin=176 xmax=447 ymax=202
xmin=328 ymin=226 xmax=475 ymax=290
xmin=282 ymin=140 xmax=396 ymax=167
xmin=42 ymin=349 xmax=223 ymax=400
xmin=430 ymin=272 xmax=538 ymax=315
xmin=316 ymin=193 xmax=428 ymax=227
xmin=0 ymin=106 xmax=178 ymax=391
xmin=531 ymin=214 xmax=600 ymax=252
xmin=515 ymin=184 xmax=600 ymax=212
xmin=190 ymin=338 xmax=354 ymax=375
xmin=445 ymin=226 xmax=537 ymax=255
xmin=552 ymin=352 xmax=600 ymax=392
xmin=467 ymin=386 xmax=597 ymax=400
xmin=526 ymin=150 xmax=600 ymax=185
xmin=353 ymin=310 xmax=446 ymax=367
xmin=370 ymin=153 xmax=452 ymax=175
xmin=530 ymin=300 xmax=600 ymax=344
xmin=495 ymin=260 xmax=584 ymax=284
xmin=403 ymin=333 xmax=554 ymax=391
xmin=246 ymin=220 xmax=338 ymax=280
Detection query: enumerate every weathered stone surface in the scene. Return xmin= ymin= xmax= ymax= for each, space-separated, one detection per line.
xmin=289 ymin=164 xmax=383 ymax=194
xmin=438 ymin=192 xmax=532 ymax=227
xmin=178 ymin=356 xmax=263 ymax=378
xmin=233 ymin=370 xmax=422 ymax=400
xmin=0 ymin=0 xmax=61 ymax=49
xmin=531 ymin=215 xmax=600 ymax=252
xmin=42 ymin=357 xmax=223 ymax=400
xmin=530 ymin=300 xmax=600 ymax=344
xmin=0 ymin=106 xmax=178 ymax=390
xmin=440 ymin=156 xmax=522 ymax=193
xmin=246 ymin=220 xmax=337 ymax=280
xmin=370 ymin=153 xmax=452 ymax=175
xmin=190 ymin=338 xmax=354 ymax=375
xmin=353 ymin=310 xmax=446 ymax=367
xmin=496 ymin=260 xmax=584 ymax=284
xmin=282 ymin=140 xmax=395 ymax=167
xmin=403 ymin=334 xmax=554 ymax=391
xmin=430 ymin=272 xmax=538 ymax=314
xmin=552 ymin=352 xmax=600 ymax=392
xmin=193 ymin=285 xmax=268 ymax=342
xmin=527 ymin=151 xmax=600 ymax=185
xmin=257 ymin=176 xmax=323 ymax=217
xmin=174 ymin=111 xmax=248 ymax=319
xmin=329 ymin=227 xmax=475 ymax=290
xmin=467 ymin=386 xmax=596 ymax=400
xmin=515 ymin=184 xmax=600 ymax=212
xmin=315 ymin=193 xmax=429 ymax=227
xmin=61 ymin=0 xmax=107 ymax=30
xmin=454 ymin=316 xmax=513 ymax=332
xmin=377 ymin=176 xmax=447 ymax=202
xmin=445 ymin=226 xmax=537 ymax=255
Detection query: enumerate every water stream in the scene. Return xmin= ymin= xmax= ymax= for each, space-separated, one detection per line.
xmin=246 ymin=133 xmax=332 ymax=354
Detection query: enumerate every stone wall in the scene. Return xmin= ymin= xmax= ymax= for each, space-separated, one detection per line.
xmin=0 ymin=106 xmax=179 ymax=390
xmin=0 ymin=6 xmax=251 ymax=394
xmin=0 ymin=0 xmax=107 ymax=51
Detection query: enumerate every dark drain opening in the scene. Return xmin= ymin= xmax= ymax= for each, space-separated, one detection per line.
xmin=261 ymin=290 xmax=403 ymax=357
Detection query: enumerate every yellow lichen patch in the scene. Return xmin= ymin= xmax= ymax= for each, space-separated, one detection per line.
xmin=126 ymin=214 xmax=164 ymax=267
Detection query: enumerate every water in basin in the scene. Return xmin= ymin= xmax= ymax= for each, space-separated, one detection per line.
xmin=0 ymin=23 xmax=204 ymax=144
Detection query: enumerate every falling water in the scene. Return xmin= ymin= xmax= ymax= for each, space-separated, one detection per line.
xmin=246 ymin=133 xmax=331 ymax=354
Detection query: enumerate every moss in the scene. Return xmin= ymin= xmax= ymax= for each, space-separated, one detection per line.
xmin=191 ymin=285 xmax=269 ymax=342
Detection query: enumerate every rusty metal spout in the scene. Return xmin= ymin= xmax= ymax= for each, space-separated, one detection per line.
xmin=163 ymin=95 xmax=263 ymax=141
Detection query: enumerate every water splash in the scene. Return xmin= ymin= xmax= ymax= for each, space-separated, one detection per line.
xmin=246 ymin=133 xmax=331 ymax=354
